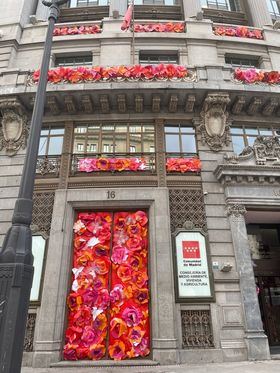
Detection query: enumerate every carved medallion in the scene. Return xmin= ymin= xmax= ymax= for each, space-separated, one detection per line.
xmin=0 ymin=97 xmax=28 ymax=156
xmin=199 ymin=93 xmax=231 ymax=152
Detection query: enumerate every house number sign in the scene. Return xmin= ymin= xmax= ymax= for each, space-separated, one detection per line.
xmin=174 ymin=229 xmax=213 ymax=302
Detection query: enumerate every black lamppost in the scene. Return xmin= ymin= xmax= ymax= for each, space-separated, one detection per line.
xmin=0 ymin=1 xmax=67 ymax=372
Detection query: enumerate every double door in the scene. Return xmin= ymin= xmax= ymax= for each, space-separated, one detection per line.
xmin=63 ymin=210 xmax=150 ymax=360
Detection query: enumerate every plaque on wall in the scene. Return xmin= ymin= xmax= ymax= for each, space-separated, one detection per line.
xmin=173 ymin=228 xmax=214 ymax=302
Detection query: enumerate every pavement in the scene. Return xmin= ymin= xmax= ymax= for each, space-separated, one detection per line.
xmin=21 ymin=359 xmax=280 ymax=373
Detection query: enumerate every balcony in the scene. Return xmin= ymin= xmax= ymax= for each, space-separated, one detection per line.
xmin=36 ymin=155 xmax=61 ymax=177
xmin=59 ymin=1 xmax=109 ymax=22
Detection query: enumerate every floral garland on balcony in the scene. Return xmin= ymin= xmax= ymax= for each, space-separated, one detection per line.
xmin=31 ymin=64 xmax=195 ymax=84
xmin=213 ymin=26 xmax=263 ymax=40
xmin=78 ymin=158 xmax=147 ymax=172
xmin=166 ymin=158 xmax=201 ymax=173
xmin=53 ymin=25 xmax=102 ymax=36
xmin=233 ymin=68 xmax=280 ymax=84
xmin=133 ymin=22 xmax=185 ymax=33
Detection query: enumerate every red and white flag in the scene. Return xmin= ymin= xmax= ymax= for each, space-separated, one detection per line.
xmin=121 ymin=4 xmax=133 ymax=31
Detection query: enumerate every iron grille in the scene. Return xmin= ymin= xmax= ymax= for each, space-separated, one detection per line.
xmin=24 ymin=313 xmax=36 ymax=352
xmin=169 ymin=189 xmax=207 ymax=233
xmin=181 ymin=310 xmax=214 ymax=349
xmin=32 ymin=192 xmax=55 ymax=235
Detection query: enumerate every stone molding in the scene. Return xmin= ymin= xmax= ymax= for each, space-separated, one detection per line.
xmin=0 ymin=97 xmax=28 ymax=156
xmin=215 ymin=136 xmax=280 ymax=185
xmin=198 ymin=93 xmax=231 ymax=152
xmin=227 ymin=204 xmax=247 ymax=218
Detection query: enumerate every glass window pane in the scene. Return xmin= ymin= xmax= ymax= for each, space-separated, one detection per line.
xmin=115 ymin=134 xmax=127 ymax=152
xmin=165 ymin=134 xmax=180 ymax=152
xmin=259 ymin=128 xmax=273 ymax=135
xmin=38 ymin=137 xmax=47 ymax=156
xmin=40 ymin=129 xmax=49 ymax=136
xmin=115 ymin=124 xmax=127 ymax=132
xmin=143 ymin=125 xmax=154 ymax=133
xmin=129 ymin=133 xmax=142 ymax=152
xmin=231 ymin=127 xmax=244 ymax=134
xmin=245 ymin=128 xmax=258 ymax=135
xmin=232 ymin=136 xmax=245 ymax=154
xmin=164 ymin=126 xmax=180 ymax=133
xmin=129 ymin=125 xmax=141 ymax=133
xmin=247 ymin=136 xmax=257 ymax=146
xmin=75 ymin=126 xmax=87 ymax=133
xmin=143 ymin=133 xmax=155 ymax=152
xmin=102 ymin=124 xmax=114 ymax=131
xmin=50 ymin=128 xmax=64 ymax=135
xmin=48 ymin=137 xmax=64 ymax=155
xmin=87 ymin=134 xmax=99 ymax=153
xmin=102 ymin=134 xmax=114 ymax=152
xmin=180 ymin=127 xmax=195 ymax=133
xmin=182 ymin=135 xmax=197 ymax=153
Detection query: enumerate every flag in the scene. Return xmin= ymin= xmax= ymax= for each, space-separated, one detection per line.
xmin=121 ymin=4 xmax=133 ymax=31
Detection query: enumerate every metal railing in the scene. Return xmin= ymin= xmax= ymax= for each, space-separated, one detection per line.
xmin=36 ymin=155 xmax=61 ymax=177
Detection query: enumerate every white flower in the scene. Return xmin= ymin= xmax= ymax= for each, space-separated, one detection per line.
xmin=86 ymin=236 xmax=100 ymax=248
xmin=92 ymin=307 xmax=103 ymax=321
xmin=73 ymin=219 xmax=85 ymax=233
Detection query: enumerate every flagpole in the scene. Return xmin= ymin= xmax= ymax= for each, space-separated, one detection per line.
xmin=132 ymin=0 xmax=135 ymax=64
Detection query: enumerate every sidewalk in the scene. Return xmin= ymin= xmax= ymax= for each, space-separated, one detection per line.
xmin=21 ymin=360 xmax=280 ymax=373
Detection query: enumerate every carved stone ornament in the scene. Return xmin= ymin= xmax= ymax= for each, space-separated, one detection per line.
xmin=199 ymin=93 xmax=231 ymax=152
xmin=227 ymin=204 xmax=247 ymax=218
xmin=224 ymin=136 xmax=280 ymax=166
xmin=0 ymin=97 xmax=28 ymax=156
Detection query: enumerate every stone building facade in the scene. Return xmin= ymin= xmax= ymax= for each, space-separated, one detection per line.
xmin=0 ymin=0 xmax=280 ymax=368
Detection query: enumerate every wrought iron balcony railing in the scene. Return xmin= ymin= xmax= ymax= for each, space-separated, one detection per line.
xmin=36 ymin=155 xmax=61 ymax=177
xmin=71 ymin=153 xmax=156 ymax=175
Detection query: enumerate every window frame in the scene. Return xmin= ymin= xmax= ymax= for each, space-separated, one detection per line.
xmin=38 ymin=126 xmax=65 ymax=157
xmin=164 ymin=124 xmax=197 ymax=155
xmin=200 ymin=0 xmax=240 ymax=11
xmin=68 ymin=0 xmax=109 ymax=7
xmin=225 ymin=55 xmax=260 ymax=68
xmin=72 ymin=122 xmax=156 ymax=155
xmin=139 ymin=51 xmax=179 ymax=65
xmin=267 ymin=0 xmax=280 ymax=19
xmin=54 ymin=54 xmax=93 ymax=68
xmin=231 ymin=125 xmax=280 ymax=154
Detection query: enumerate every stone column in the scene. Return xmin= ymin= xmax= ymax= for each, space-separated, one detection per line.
xmin=109 ymin=0 xmax=127 ymax=17
xmin=155 ymin=118 xmax=166 ymax=187
xmin=244 ymin=0 xmax=273 ymax=27
xmin=227 ymin=204 xmax=270 ymax=360
xmin=182 ymin=0 xmax=202 ymax=19
xmin=58 ymin=122 xmax=74 ymax=189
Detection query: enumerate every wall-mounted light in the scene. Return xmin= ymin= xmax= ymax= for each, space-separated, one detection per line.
xmin=220 ymin=263 xmax=233 ymax=272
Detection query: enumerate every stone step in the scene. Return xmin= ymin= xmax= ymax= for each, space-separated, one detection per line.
xmin=51 ymin=360 xmax=159 ymax=368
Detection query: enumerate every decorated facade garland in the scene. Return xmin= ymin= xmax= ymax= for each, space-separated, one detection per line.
xmin=63 ymin=211 xmax=150 ymax=361
xmin=78 ymin=158 xmax=147 ymax=172
xmin=234 ymin=68 xmax=280 ymax=84
xmin=31 ymin=64 xmax=194 ymax=84
xmin=166 ymin=158 xmax=201 ymax=173
xmin=213 ymin=26 xmax=263 ymax=40
xmin=133 ymin=22 xmax=185 ymax=33
xmin=53 ymin=25 xmax=102 ymax=36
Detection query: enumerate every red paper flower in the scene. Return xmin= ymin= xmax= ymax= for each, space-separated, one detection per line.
xmin=108 ymin=341 xmax=126 ymax=360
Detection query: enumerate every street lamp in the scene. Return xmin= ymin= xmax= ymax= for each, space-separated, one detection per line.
xmin=0 ymin=1 xmax=68 ymax=372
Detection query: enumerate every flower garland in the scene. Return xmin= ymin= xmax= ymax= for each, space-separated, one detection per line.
xmin=234 ymin=68 xmax=280 ymax=84
xmin=133 ymin=22 xmax=185 ymax=33
xmin=32 ymin=64 xmax=192 ymax=84
xmin=166 ymin=158 xmax=201 ymax=173
xmin=53 ymin=25 xmax=102 ymax=36
xmin=78 ymin=158 xmax=147 ymax=172
xmin=213 ymin=26 xmax=263 ymax=40
xmin=64 ymin=211 xmax=150 ymax=361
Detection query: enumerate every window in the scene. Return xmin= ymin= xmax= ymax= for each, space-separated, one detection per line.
xmin=69 ymin=0 xmax=109 ymax=6
xmin=267 ymin=0 xmax=280 ymax=19
xmin=30 ymin=235 xmax=46 ymax=303
xmin=55 ymin=55 xmax=92 ymax=67
xmin=73 ymin=123 xmax=155 ymax=154
xmin=225 ymin=55 xmax=260 ymax=68
xmin=231 ymin=125 xmax=280 ymax=154
xmin=139 ymin=52 xmax=179 ymax=64
xmin=38 ymin=127 xmax=65 ymax=156
xmin=164 ymin=125 xmax=197 ymax=154
xmin=200 ymin=0 xmax=240 ymax=11
xmin=134 ymin=0 xmax=179 ymax=4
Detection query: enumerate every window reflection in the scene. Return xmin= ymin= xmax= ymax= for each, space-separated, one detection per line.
xmin=164 ymin=125 xmax=197 ymax=154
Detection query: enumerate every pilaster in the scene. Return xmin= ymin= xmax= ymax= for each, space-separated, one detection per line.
xmin=155 ymin=118 xmax=166 ymax=187
xmin=182 ymin=0 xmax=202 ymax=19
xmin=227 ymin=204 xmax=270 ymax=361
xmin=58 ymin=122 xmax=74 ymax=189
xmin=244 ymin=0 xmax=273 ymax=27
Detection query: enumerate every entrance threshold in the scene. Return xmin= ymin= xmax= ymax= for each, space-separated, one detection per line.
xmin=51 ymin=360 xmax=160 ymax=368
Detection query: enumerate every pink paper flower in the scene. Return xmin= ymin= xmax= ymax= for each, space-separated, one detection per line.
xmin=122 ymin=306 xmax=142 ymax=327
xmin=111 ymin=246 xmax=128 ymax=264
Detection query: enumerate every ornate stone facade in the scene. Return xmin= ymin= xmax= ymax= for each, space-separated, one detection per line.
xmin=199 ymin=93 xmax=231 ymax=152
xmin=0 ymin=97 xmax=28 ymax=156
